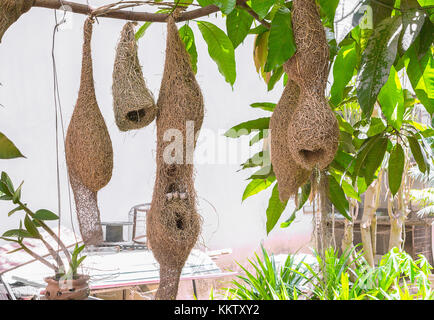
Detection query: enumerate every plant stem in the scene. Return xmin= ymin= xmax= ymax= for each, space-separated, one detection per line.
xmin=21 ymin=244 xmax=58 ymax=272
xmin=18 ymin=201 xmax=72 ymax=264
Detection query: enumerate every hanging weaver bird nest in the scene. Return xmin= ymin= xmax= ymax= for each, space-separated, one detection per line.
xmin=270 ymin=81 xmax=310 ymax=202
xmin=112 ymin=22 xmax=157 ymax=131
xmin=65 ymin=18 xmax=113 ymax=245
xmin=283 ymin=0 xmax=339 ymax=171
xmin=0 ymin=0 xmax=33 ymax=43
xmin=147 ymin=16 xmax=204 ymax=300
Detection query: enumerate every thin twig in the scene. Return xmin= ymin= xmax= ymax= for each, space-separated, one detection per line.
xmin=236 ymin=0 xmax=270 ymax=29
xmin=33 ymin=0 xmax=220 ymax=22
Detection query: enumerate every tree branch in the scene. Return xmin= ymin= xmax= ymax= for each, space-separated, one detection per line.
xmin=33 ymin=0 xmax=220 ymax=22
xmin=236 ymin=0 xmax=270 ymax=29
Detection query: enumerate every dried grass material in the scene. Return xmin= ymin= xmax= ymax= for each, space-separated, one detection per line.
xmin=270 ymin=81 xmax=310 ymax=202
xmin=0 ymin=0 xmax=33 ymax=43
xmin=282 ymin=0 xmax=339 ymax=171
xmin=69 ymin=173 xmax=103 ymax=245
xmin=65 ymin=18 xmax=113 ymax=245
xmin=287 ymin=92 xmax=339 ymax=170
xmin=147 ymin=17 xmax=204 ymax=300
xmin=284 ymin=0 xmax=329 ymax=94
xmin=112 ymin=22 xmax=157 ymax=131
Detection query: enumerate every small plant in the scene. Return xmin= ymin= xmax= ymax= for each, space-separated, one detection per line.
xmin=0 ymin=171 xmax=86 ymax=280
xmin=225 ymin=245 xmax=308 ymax=300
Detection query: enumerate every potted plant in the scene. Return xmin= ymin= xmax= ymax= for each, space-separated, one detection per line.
xmin=0 ymin=171 xmax=89 ymax=300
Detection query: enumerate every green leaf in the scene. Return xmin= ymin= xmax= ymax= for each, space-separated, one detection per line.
xmin=330 ymin=41 xmax=357 ymax=106
xmin=250 ymin=102 xmax=276 ymax=112
xmin=0 ymin=132 xmax=25 ymax=159
xmin=197 ymin=0 xmax=214 ymax=6
xmin=265 ymin=7 xmax=296 ymax=72
xmin=267 ymin=66 xmax=284 ymax=91
xmin=400 ymin=9 xmax=426 ymax=52
xmin=366 ymin=118 xmax=387 ymax=137
xmin=266 ymin=183 xmax=288 ymax=234
xmin=334 ymin=0 xmax=368 ymax=44
xmin=352 ymin=135 xmax=382 ymax=183
xmin=12 ymin=181 xmax=23 ymax=204
xmin=24 ymin=215 xmax=40 ymax=238
xmin=2 ymin=229 xmax=36 ymax=239
xmin=281 ymin=182 xmax=312 ymax=228
xmin=179 ymin=24 xmax=198 ymax=74
xmin=247 ymin=165 xmax=273 ymax=180
xmin=242 ymin=176 xmax=276 ymax=201
xmin=8 ymin=206 xmax=23 ymax=217
xmin=378 ymin=65 xmax=405 ymax=130
xmin=327 ymin=175 xmax=351 ymax=220
xmin=34 ymin=209 xmax=60 ymax=221
xmin=213 ymin=0 xmax=236 ymax=14
xmin=249 ymin=129 xmax=269 ymax=146
xmin=0 ymin=181 xmax=11 ymax=197
xmin=226 ymin=8 xmax=253 ymax=49
xmin=388 ymin=143 xmax=405 ymax=197
xmin=356 ymin=15 xmax=403 ymax=117
xmin=250 ymin=0 xmax=275 ymax=20
xmin=408 ymin=136 xmax=427 ymax=173
xmin=363 ymin=136 xmax=388 ymax=186
xmin=197 ymin=21 xmax=236 ymax=86
xmin=224 ymin=117 xmax=270 ymax=138
xmin=135 ymin=22 xmax=152 ymax=41
xmin=318 ymin=0 xmax=340 ymax=29
xmin=404 ymin=41 xmax=434 ymax=115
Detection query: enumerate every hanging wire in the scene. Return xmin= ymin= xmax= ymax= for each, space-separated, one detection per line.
xmin=51 ymin=4 xmax=79 ymax=247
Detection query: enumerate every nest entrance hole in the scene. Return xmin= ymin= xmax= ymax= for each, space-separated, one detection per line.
xmin=126 ymin=108 xmax=146 ymax=122
xmin=299 ymin=148 xmax=325 ymax=164
xmin=174 ymin=213 xmax=185 ymax=230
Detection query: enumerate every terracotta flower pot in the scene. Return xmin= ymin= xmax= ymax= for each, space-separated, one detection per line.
xmin=44 ymin=274 xmax=90 ymax=300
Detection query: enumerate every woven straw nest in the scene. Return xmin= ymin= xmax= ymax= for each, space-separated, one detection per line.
xmin=270 ymin=81 xmax=311 ymax=202
xmin=284 ymin=0 xmax=329 ymax=94
xmin=271 ymin=0 xmax=339 ymax=198
xmin=147 ymin=17 xmax=204 ymax=300
xmin=0 ymin=0 xmax=33 ymax=43
xmin=112 ymin=22 xmax=157 ymax=131
xmin=65 ymin=18 xmax=113 ymax=245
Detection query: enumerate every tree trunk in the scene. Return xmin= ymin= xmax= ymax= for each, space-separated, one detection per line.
xmin=360 ymin=171 xmax=382 ymax=267
xmin=341 ymin=199 xmax=358 ymax=252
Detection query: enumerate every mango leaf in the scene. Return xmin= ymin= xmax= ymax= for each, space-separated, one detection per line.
xmin=197 ymin=21 xmax=236 ymax=86
xmin=179 ymin=24 xmax=198 ymax=74
xmin=253 ymin=31 xmax=269 ymax=73
xmin=135 ymin=22 xmax=152 ymax=41
xmin=281 ymin=182 xmax=311 ymax=228
xmin=266 ymin=183 xmax=288 ymax=234
xmin=226 ymin=8 xmax=253 ymax=49
xmin=250 ymin=129 xmax=269 ymax=146
xmin=224 ymin=117 xmax=270 ymax=138
xmin=265 ymin=7 xmax=296 ymax=72
xmin=240 ymin=151 xmax=266 ymax=170
xmin=250 ymin=102 xmax=276 ymax=112
xmin=197 ymin=0 xmax=214 ymax=6
xmin=334 ymin=0 xmax=368 ymax=44
xmin=400 ymin=9 xmax=426 ymax=52
xmin=327 ymin=175 xmax=351 ymax=220
xmin=378 ymin=65 xmax=405 ymax=130
xmin=356 ymin=15 xmax=403 ymax=117
xmin=242 ymin=175 xmax=276 ymax=201
xmin=352 ymin=134 xmax=382 ymax=183
xmin=251 ymin=0 xmax=275 ymax=20
xmin=0 ymin=132 xmax=25 ymax=159
xmin=364 ymin=136 xmax=388 ymax=186
xmin=388 ymin=143 xmax=405 ymax=197
xmin=330 ymin=41 xmax=357 ymax=106
xmin=404 ymin=41 xmax=434 ymax=115
xmin=247 ymin=165 xmax=273 ymax=180
xmin=267 ymin=66 xmax=284 ymax=91
xmin=408 ymin=135 xmax=427 ymax=173
xmin=213 ymin=0 xmax=236 ymax=14
xmin=34 ymin=209 xmax=59 ymax=221
xmin=318 ymin=0 xmax=340 ymax=29
xmin=366 ymin=118 xmax=387 ymax=137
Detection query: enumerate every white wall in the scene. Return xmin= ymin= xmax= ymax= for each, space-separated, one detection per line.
xmin=0 ymin=1 xmax=310 ymax=250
